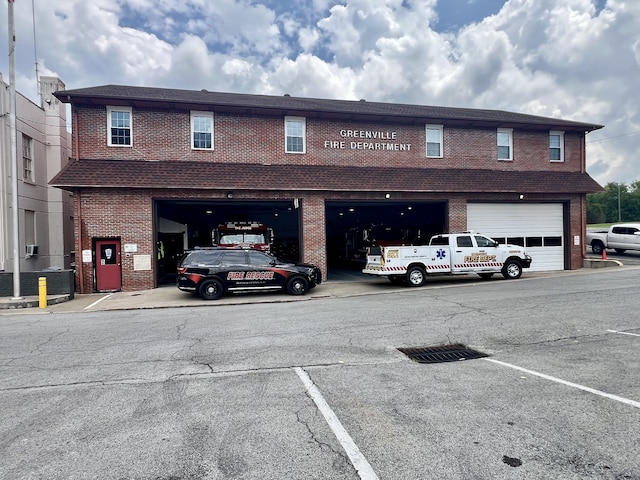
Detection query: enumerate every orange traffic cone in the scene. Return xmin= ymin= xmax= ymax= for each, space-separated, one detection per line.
xmin=601 ymin=249 xmax=607 ymax=260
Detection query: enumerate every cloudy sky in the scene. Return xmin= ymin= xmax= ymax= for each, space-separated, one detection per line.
xmin=1 ymin=0 xmax=638 ymax=186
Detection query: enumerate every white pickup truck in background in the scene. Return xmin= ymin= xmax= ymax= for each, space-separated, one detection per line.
xmin=586 ymin=223 xmax=640 ymax=255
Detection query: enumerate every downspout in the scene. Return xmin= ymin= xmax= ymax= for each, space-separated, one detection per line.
xmin=581 ymin=132 xmax=587 ymax=263
xmin=73 ymin=101 xmax=79 ymax=161
xmin=75 ymin=190 xmax=84 ymax=294
xmin=72 ymin=106 xmax=85 ymax=293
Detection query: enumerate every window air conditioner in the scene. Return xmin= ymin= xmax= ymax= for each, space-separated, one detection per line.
xmin=26 ymin=244 xmax=39 ymax=257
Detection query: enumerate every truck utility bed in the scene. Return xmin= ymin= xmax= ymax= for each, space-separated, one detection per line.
xmin=363 ymin=232 xmax=532 ymax=286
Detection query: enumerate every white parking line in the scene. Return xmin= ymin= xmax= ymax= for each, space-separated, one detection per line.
xmin=483 ymin=358 xmax=640 ymax=409
xmin=83 ymin=294 xmax=112 ymax=310
xmin=607 ymin=329 xmax=640 ymax=337
xmin=294 ymin=367 xmax=379 ymax=480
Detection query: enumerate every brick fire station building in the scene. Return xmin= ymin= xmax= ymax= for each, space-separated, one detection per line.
xmin=49 ymin=85 xmax=603 ymax=293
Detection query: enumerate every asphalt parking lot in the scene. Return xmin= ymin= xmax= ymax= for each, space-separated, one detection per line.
xmin=1 ymin=265 xmax=639 ymax=479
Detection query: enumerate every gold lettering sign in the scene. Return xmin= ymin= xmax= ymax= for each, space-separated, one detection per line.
xmin=464 ymin=254 xmax=497 ymax=263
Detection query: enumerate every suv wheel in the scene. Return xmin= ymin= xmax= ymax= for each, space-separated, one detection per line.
xmin=287 ymin=276 xmax=308 ymax=295
xmin=199 ymin=279 xmax=223 ymax=300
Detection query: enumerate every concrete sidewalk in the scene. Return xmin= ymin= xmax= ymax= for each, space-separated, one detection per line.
xmin=0 ymin=293 xmax=73 ymax=311
xmin=0 ymin=278 xmax=393 ymax=313
xmin=0 ymin=260 xmax=625 ymax=314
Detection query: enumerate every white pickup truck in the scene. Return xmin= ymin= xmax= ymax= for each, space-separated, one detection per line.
xmin=586 ymin=223 xmax=640 ymax=255
xmin=362 ymin=232 xmax=532 ymax=286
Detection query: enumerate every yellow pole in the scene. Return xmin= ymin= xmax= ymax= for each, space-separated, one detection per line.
xmin=38 ymin=277 xmax=47 ymax=309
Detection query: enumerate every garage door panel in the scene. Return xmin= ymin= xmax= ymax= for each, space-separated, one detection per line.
xmin=467 ymin=203 xmax=564 ymax=272
xmin=525 ymin=247 xmax=564 ymax=270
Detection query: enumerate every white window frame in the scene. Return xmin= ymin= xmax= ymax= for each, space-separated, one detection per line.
xmin=497 ymin=128 xmax=513 ymax=161
xmin=191 ymin=111 xmax=214 ymax=150
xmin=285 ymin=116 xmax=306 ymax=154
xmin=22 ymin=134 xmax=34 ymax=182
xmin=425 ymin=124 xmax=443 ymax=158
xmin=549 ymin=130 xmax=564 ymax=162
xmin=107 ymin=106 xmax=133 ymax=147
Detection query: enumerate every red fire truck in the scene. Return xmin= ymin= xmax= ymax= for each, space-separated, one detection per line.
xmin=212 ymin=222 xmax=274 ymax=252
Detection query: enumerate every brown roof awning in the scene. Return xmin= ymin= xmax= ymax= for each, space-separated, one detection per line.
xmin=49 ymin=159 xmax=604 ymax=194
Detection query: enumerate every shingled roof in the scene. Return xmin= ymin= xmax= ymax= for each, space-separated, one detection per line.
xmin=55 ymin=84 xmax=604 ymax=133
xmin=50 ymin=159 xmax=603 ymax=194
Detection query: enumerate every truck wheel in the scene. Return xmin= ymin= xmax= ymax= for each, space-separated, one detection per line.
xmin=478 ymin=273 xmax=494 ymax=280
xmin=406 ymin=266 xmax=426 ymax=287
xmin=501 ymin=260 xmax=522 ymax=279
xmin=591 ymin=242 xmax=604 ymax=255
xmin=287 ymin=276 xmax=308 ymax=295
xmin=199 ymin=279 xmax=223 ymax=300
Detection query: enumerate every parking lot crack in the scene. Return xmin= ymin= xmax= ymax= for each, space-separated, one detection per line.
xmin=0 ymin=377 xmax=148 ymax=392
xmin=200 ymin=363 xmax=215 ymax=374
xmin=492 ymin=332 xmax=611 ymax=350
xmin=32 ymin=327 xmax=70 ymax=354
xmin=170 ymin=318 xmax=207 ymax=363
xmin=295 ymin=406 xmax=350 ymax=463
xmin=514 ymin=333 xmax=606 ymax=347
xmin=176 ymin=319 xmax=188 ymax=340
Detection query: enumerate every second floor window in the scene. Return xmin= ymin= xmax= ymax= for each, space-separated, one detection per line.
xmin=550 ymin=131 xmax=564 ymax=162
xmin=191 ymin=112 xmax=214 ymax=150
xmin=425 ymin=125 xmax=443 ymax=158
xmin=107 ymin=106 xmax=132 ymax=146
xmin=22 ymin=134 xmax=33 ymax=182
xmin=497 ymin=128 xmax=512 ymax=161
xmin=285 ymin=116 xmax=305 ymax=153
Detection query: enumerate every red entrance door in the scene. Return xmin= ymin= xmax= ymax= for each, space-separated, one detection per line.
xmin=95 ymin=239 xmax=122 ymax=292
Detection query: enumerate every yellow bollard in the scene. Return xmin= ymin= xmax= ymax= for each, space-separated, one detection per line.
xmin=39 ymin=276 xmax=47 ymax=309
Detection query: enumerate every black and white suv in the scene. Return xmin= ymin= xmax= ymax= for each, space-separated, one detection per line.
xmin=177 ymin=247 xmax=322 ymax=300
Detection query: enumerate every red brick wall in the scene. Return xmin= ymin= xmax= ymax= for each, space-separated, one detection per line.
xmin=571 ymin=194 xmax=586 ymax=268
xmin=300 ymin=195 xmax=327 ymax=272
xmin=75 ymin=188 xmax=332 ymax=292
xmin=76 ymin=189 xmax=154 ymax=292
xmin=73 ymin=187 xmax=587 ymax=293
xmin=448 ymin=197 xmax=467 ymax=232
xmin=73 ymin=106 xmax=585 ymax=172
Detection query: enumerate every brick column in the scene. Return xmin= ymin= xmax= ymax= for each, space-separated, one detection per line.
xmin=448 ymin=197 xmax=467 ymax=232
xmin=569 ymin=196 xmax=582 ymax=270
xmin=300 ymin=195 xmax=327 ymax=279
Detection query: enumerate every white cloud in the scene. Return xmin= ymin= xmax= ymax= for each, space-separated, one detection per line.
xmin=268 ymin=54 xmax=357 ymax=98
xmin=298 ymin=27 xmax=320 ymax=52
xmin=2 ymin=0 xmax=640 ymax=185
xmin=317 ymin=0 xmax=439 ymax=67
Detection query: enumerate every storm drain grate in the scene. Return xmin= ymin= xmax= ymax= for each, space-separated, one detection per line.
xmin=398 ymin=344 xmax=489 ymax=364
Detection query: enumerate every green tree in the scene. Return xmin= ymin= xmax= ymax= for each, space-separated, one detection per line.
xmin=587 ymin=182 xmax=640 ymax=223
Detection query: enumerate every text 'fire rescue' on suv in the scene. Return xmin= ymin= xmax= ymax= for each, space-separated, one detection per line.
xmin=177 ymin=247 xmax=322 ymax=300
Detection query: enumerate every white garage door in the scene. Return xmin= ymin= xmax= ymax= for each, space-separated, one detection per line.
xmin=467 ymin=203 xmax=564 ymax=272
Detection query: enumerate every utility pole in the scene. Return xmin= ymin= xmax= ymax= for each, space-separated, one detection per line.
xmin=8 ymin=0 xmax=22 ymax=299
xmin=618 ymin=183 xmax=621 ymax=222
